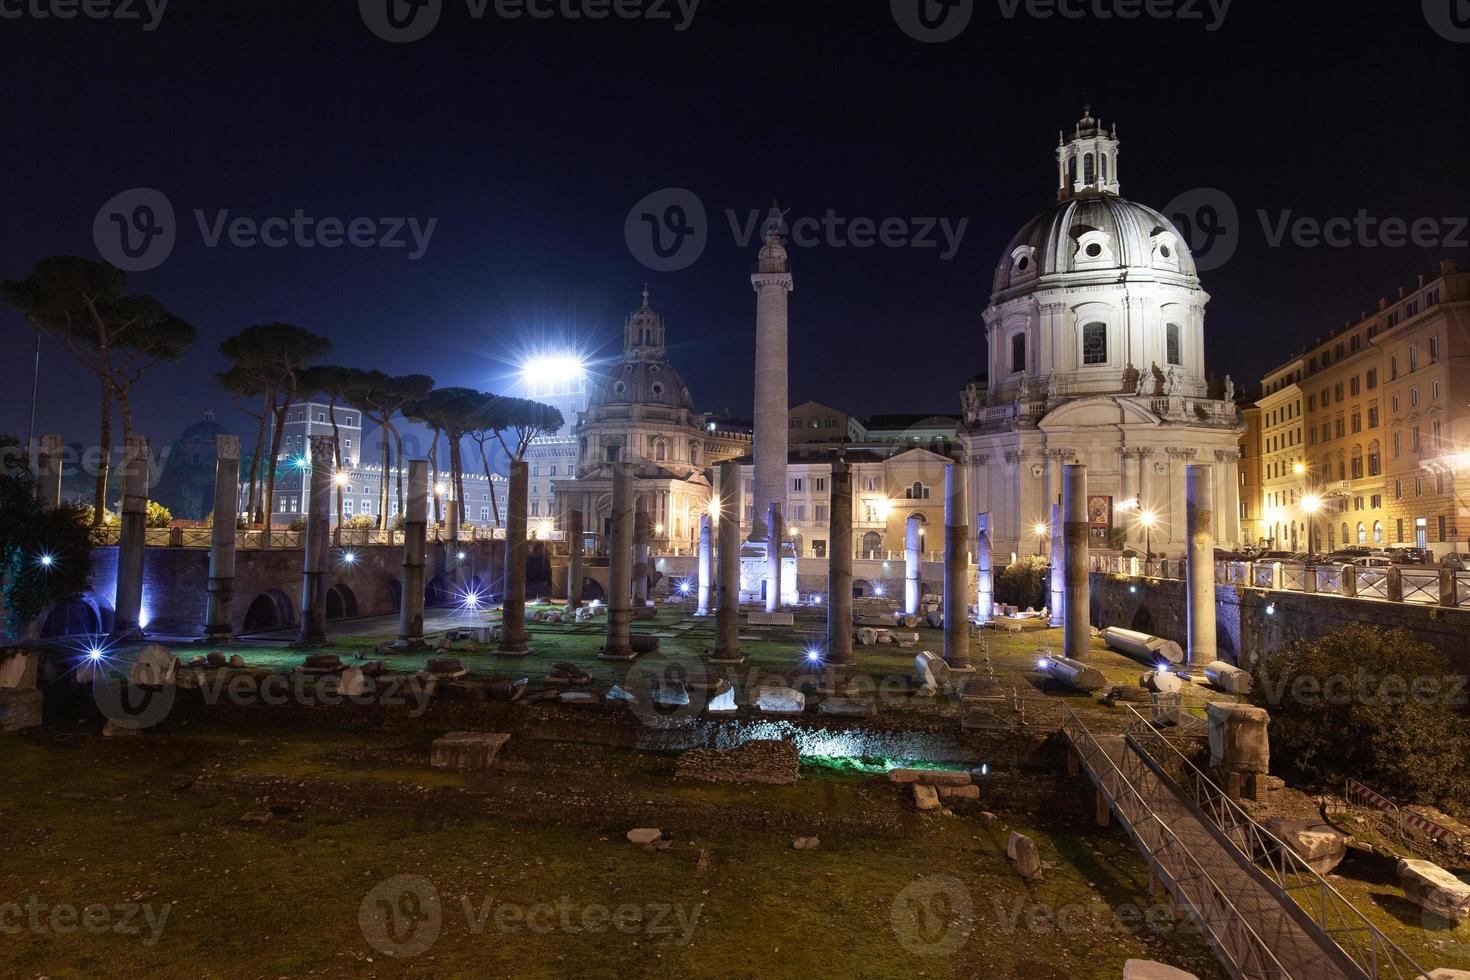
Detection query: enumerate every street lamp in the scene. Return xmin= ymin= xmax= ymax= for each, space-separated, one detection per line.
xmin=1138 ymin=509 xmax=1157 ymax=560
xmin=1301 ymin=494 xmax=1322 ymax=560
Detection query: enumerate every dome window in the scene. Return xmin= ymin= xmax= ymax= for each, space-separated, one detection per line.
xmin=1082 ymin=321 xmax=1108 ymax=366
xmin=613 ymin=381 xmax=627 ymax=396
xmin=1073 ymin=230 xmax=1114 ymax=268
xmin=1085 ymin=243 xmax=1102 ymax=258
xmin=651 ymin=382 xmax=665 ymax=396
xmin=1010 ymin=333 xmax=1027 ymax=374
xmin=1151 ymin=231 xmax=1181 ymax=269
xmin=1165 ymin=323 xmax=1182 ymax=366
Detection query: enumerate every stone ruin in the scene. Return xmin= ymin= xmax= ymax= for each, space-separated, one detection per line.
xmin=674 ymin=738 xmax=799 ymax=785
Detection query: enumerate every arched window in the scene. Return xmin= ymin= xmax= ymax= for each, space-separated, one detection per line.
xmin=1083 ymin=153 xmax=1095 ymax=184
xmin=1100 ymin=153 xmax=1108 ymax=181
xmin=1082 ymin=321 xmax=1108 ymax=365
xmin=1356 ymin=522 xmax=1366 ymax=545
xmin=1373 ymin=521 xmax=1383 ymax=544
xmin=1010 ymin=333 xmax=1026 ymax=374
xmin=1165 ymin=323 xmax=1182 ymax=366
xmin=654 ymin=439 xmax=667 ymax=462
xmin=688 ymin=440 xmax=699 ymax=466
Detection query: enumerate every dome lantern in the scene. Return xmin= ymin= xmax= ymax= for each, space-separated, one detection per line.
xmin=1056 ymin=105 xmax=1121 ymax=201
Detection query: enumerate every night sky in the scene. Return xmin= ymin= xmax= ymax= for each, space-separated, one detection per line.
xmin=2 ymin=0 xmax=1466 ymax=453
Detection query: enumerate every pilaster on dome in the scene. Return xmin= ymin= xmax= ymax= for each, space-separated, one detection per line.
xmin=1056 ymin=105 xmax=1121 ymax=201
xmin=623 ymin=285 xmax=666 ymax=359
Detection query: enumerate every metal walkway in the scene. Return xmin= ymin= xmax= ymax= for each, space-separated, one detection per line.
xmin=1059 ymin=704 xmax=1425 ymax=980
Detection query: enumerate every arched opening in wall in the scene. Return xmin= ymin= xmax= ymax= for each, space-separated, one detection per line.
xmin=40 ymin=595 xmax=114 ymax=638
xmin=790 ymin=532 xmax=803 ymax=556
xmin=853 ymin=578 xmax=873 ymax=598
xmin=1130 ymin=606 xmax=1154 ymax=634
xmin=580 ymin=578 xmax=606 ymax=603
xmin=425 ymin=575 xmax=454 ymax=607
xmin=385 ymin=579 xmax=402 ymax=611
xmin=243 ymin=590 xmax=294 ymax=632
xmin=326 ymin=584 xmax=359 ymax=620
xmin=861 ymin=531 xmax=882 ymax=558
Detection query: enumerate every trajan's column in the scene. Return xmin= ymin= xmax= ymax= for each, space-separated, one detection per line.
xmin=750 ymin=203 xmax=792 ymax=546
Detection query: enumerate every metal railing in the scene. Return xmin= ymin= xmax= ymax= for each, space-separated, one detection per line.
xmin=1345 ymin=778 xmax=1467 ymax=851
xmin=1095 ymin=556 xmax=1470 ymax=610
xmin=1123 ymin=706 xmax=1425 ymax=980
xmin=1058 ymin=704 xmax=1297 ymax=979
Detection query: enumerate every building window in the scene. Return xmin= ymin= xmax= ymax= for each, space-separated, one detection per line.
xmin=1391 ymin=394 xmax=1400 ymax=413
xmin=792 ymin=478 xmax=804 ymax=492
xmin=1438 ymin=516 xmax=1447 ymax=541
xmin=1430 ymin=336 xmax=1440 ymax=362
xmin=815 ymin=504 xmax=828 ymax=521
xmin=1010 ymin=333 xmax=1026 ymax=374
xmin=904 ymin=482 xmax=930 ymax=500
xmin=1410 ymin=346 xmax=1418 ymax=372
xmin=1411 ymin=388 xmax=1420 ymax=408
xmin=1165 ymin=323 xmax=1182 ymax=366
xmin=1394 ymin=479 xmax=1403 ymax=499
xmin=1432 ymin=380 xmax=1441 ymax=400
xmin=606 ymin=445 xmax=620 ymax=463
xmin=1396 ymin=518 xmax=1404 ymax=543
xmin=1373 ymin=521 xmax=1383 ymax=544
xmin=1366 ymin=369 xmax=1377 ymax=389
xmin=1368 ymin=451 xmax=1380 ymax=477
xmin=1082 ymin=321 xmax=1107 ymax=365
xmin=1368 ymin=406 xmax=1378 ymax=428
xmin=815 ymin=478 xmax=826 ymax=492
xmin=1390 ymin=356 xmax=1399 ymax=380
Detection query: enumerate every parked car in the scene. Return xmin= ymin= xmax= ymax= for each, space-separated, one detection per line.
xmin=1254 ymin=550 xmax=1298 ymax=562
xmin=1442 ymin=553 xmax=1470 ymax=571
xmin=1323 ymin=548 xmax=1371 ymax=563
xmin=1386 ymin=547 xmax=1434 ymax=565
xmin=1350 ymin=556 xmax=1394 ymax=568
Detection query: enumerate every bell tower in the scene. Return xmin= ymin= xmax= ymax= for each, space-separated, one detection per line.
xmin=1056 ymin=106 xmax=1121 ymax=200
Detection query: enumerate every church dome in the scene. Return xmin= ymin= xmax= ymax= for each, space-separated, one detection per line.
xmin=994 ymin=193 xmax=1196 ymax=295
xmin=587 ymin=288 xmax=696 ymax=411
xmin=589 ymin=358 xmax=695 ymax=410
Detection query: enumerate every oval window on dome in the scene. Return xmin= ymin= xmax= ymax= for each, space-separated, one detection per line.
xmin=1017 ymin=255 xmax=1030 ymax=272
xmin=1160 ymin=244 xmax=1171 ymax=259
xmin=651 ymin=382 xmax=665 ymax=396
xmin=613 ymin=381 xmax=626 ymax=395
xmin=650 ymin=365 xmax=661 ymax=373
xmin=1085 ymin=243 xmax=1103 ymax=258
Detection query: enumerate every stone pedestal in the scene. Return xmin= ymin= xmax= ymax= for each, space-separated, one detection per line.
xmin=111 ymin=435 xmax=150 ymax=640
xmin=765 ymin=503 xmax=784 ymax=612
xmin=396 ymin=459 xmax=429 ymax=649
xmin=711 ymin=460 xmax=743 ymax=664
xmin=599 ymin=461 xmax=636 ymax=660
xmin=499 ymin=460 xmax=530 ymax=655
xmin=36 ymin=434 xmax=63 ymax=510
xmin=295 ymin=435 xmax=335 ymax=646
xmin=1185 ymin=464 xmax=1217 ymax=666
xmin=204 ymin=435 xmax=240 ymax=642
xmin=942 ymin=463 xmax=972 ymax=670
xmin=1062 ymin=463 xmax=1090 ymax=660
xmin=1206 ymin=702 xmax=1270 ymax=778
xmin=695 ymin=513 xmax=712 ymax=616
xmin=825 ymin=460 xmax=854 ymax=667
xmin=566 ymin=508 xmax=584 ymax=609
xmin=976 ymin=512 xmax=993 ymax=622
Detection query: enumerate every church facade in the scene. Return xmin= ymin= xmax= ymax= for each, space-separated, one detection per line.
xmin=960 ymin=110 xmax=1244 ymax=559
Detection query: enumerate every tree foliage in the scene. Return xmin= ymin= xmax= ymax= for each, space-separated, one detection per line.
xmin=0 ymin=437 xmax=92 ymax=640
xmin=1250 ymin=624 xmax=1470 ymax=806
xmin=995 ymin=554 xmax=1048 ymax=610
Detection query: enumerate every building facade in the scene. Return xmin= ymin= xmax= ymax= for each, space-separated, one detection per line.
xmin=959 ymin=109 xmax=1244 ymax=559
xmin=1257 ymin=359 xmax=1306 ymax=550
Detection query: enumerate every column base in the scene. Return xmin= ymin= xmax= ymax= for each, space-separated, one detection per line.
xmin=108 ymin=626 xmax=145 ymax=644
xmin=707 ymin=651 xmax=745 ymax=665
xmin=493 ymin=645 xmax=532 ymax=658
xmin=290 ymin=636 xmax=333 ymax=649
xmin=392 ymin=638 xmax=431 ymax=651
xmin=596 ymin=647 xmax=639 ymax=661
xmin=200 ymin=631 xmax=236 ymax=645
xmin=942 ymin=663 xmax=977 ymax=674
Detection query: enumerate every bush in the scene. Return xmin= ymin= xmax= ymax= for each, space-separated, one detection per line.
xmin=288 ymin=516 xmax=308 ymax=532
xmin=145 ymin=500 xmax=173 ymax=528
xmin=0 ymin=457 xmax=92 ymax=640
xmin=75 ymin=505 xmax=117 ymax=526
xmin=1250 ymin=624 xmax=1470 ymax=806
xmin=341 ymin=515 xmax=375 ymax=530
xmin=996 ymin=554 xmax=1048 ymax=610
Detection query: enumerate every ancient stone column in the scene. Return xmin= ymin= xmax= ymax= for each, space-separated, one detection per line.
xmin=600 ymin=461 xmax=635 ymax=660
xmin=711 ymin=461 xmax=743 ymax=663
xmin=765 ymin=503 xmax=783 ymax=612
xmin=396 ymin=459 xmax=429 ymax=649
xmin=296 ymin=435 xmax=335 ymax=646
xmin=1062 ymin=463 xmax=1091 ymax=661
xmin=111 ymin=435 xmax=150 ymax=640
xmin=1186 ymin=463 xmax=1218 ymax=666
xmin=36 ymin=434 xmax=63 ymax=510
xmin=204 ymin=435 xmax=240 ymax=642
xmin=566 ymin=508 xmax=583 ymax=610
xmin=695 ymin=513 xmax=713 ymax=616
xmin=943 ymin=463 xmax=972 ymax=671
xmin=1049 ymin=502 xmax=1064 ymax=627
xmin=445 ymin=481 xmax=459 ymax=543
xmin=904 ymin=515 xmax=922 ymax=616
xmin=825 ymin=460 xmax=854 ymax=666
xmin=976 ymin=512 xmax=994 ymax=622
xmin=750 ymin=206 xmax=793 ymax=543
xmin=632 ymin=493 xmax=651 ymax=610
xmin=499 ymin=460 xmax=530 ymax=654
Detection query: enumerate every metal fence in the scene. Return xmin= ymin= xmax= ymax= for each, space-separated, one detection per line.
xmin=1092 ymin=555 xmax=1470 ymax=609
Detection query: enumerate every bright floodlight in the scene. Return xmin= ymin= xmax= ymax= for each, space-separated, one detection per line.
xmin=677 ymin=580 xmax=693 ymax=596
xmin=1292 ymin=462 xmax=1307 ymax=475
xmin=1301 ymin=494 xmax=1322 ymax=514
xmin=293 ymin=456 xmax=309 ymax=470
xmin=88 ymin=647 xmax=103 ymax=661
xmin=38 ymin=552 xmax=54 ymax=568
xmin=873 ymin=584 xmax=886 ymax=598
xmin=333 ymin=472 xmax=349 ymax=486
xmin=1032 ymin=521 xmax=1048 ymax=538
xmin=1138 ymin=510 xmax=1157 ymax=528
xmin=434 ymin=482 xmax=448 ymax=496
xmin=456 ymin=550 xmax=466 ymax=561
xmin=342 ymin=550 xmax=358 ymax=565
xmin=521 ymin=353 xmax=586 ymax=384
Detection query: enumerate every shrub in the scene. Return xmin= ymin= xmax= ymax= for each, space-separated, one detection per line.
xmin=341 ymin=515 xmax=375 ymax=530
xmin=0 ymin=452 xmax=92 ymax=640
xmin=1250 ymin=624 xmax=1470 ymax=806
xmin=144 ymin=501 xmax=173 ymax=528
xmin=75 ymin=505 xmax=117 ymax=526
xmin=288 ymin=516 xmax=308 ymax=532
xmin=996 ymin=554 xmax=1048 ymax=611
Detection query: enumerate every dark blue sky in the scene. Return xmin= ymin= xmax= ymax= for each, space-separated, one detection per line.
xmin=2 ymin=0 xmax=1466 ymax=453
